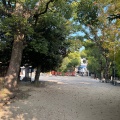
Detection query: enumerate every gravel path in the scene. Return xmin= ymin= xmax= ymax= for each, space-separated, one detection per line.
xmin=1 ymin=76 xmax=120 ymax=120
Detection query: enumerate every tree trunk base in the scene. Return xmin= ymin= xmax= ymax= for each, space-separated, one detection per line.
xmin=34 ymin=81 xmax=46 ymax=87
xmin=22 ymin=77 xmax=31 ymax=82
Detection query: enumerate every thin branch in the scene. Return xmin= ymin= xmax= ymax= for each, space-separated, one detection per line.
xmin=38 ymin=0 xmax=54 ymax=16
xmin=8 ymin=0 xmax=12 ymax=7
xmin=34 ymin=0 xmax=54 ymax=26
xmin=107 ymin=14 xmax=120 ymax=20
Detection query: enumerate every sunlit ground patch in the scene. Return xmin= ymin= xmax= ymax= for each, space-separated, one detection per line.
xmin=47 ymin=79 xmax=68 ymax=85
xmin=79 ymin=82 xmax=91 ymax=85
xmin=0 ymin=88 xmax=12 ymax=100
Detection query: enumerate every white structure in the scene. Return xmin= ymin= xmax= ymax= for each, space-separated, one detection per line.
xmin=78 ymin=58 xmax=89 ymax=76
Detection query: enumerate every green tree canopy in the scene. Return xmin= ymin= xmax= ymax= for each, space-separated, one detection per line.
xmin=59 ymin=52 xmax=80 ymax=72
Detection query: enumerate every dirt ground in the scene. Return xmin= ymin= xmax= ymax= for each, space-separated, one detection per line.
xmin=0 ymin=76 xmax=120 ymax=120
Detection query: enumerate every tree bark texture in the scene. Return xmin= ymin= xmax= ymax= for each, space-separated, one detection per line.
xmin=4 ymin=33 xmax=24 ymax=91
xmin=104 ymin=58 xmax=109 ymax=82
xmin=34 ymin=65 xmax=41 ymax=85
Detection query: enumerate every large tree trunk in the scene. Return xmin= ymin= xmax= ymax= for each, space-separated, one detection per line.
xmin=4 ymin=34 xmax=24 ymax=91
xmin=34 ymin=65 xmax=46 ymax=87
xmin=100 ymin=60 xmax=104 ymax=80
xmin=34 ymin=65 xmax=41 ymax=85
xmin=104 ymin=58 xmax=109 ymax=83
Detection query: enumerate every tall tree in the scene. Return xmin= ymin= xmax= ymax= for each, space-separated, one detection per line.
xmin=1 ymin=0 xmax=55 ymax=91
xmin=22 ymin=2 xmax=73 ymax=84
xmin=75 ymin=0 xmax=120 ymax=81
